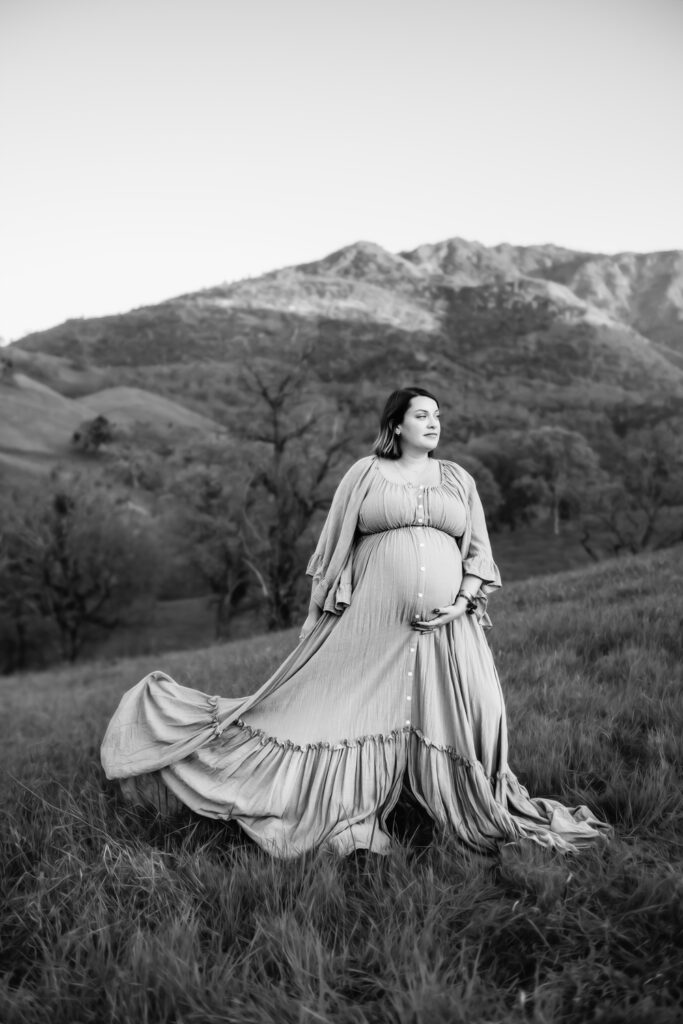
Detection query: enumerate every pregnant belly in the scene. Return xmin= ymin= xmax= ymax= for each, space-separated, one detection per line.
xmin=353 ymin=527 xmax=463 ymax=622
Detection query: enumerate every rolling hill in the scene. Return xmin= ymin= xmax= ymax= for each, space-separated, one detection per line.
xmin=0 ymin=370 xmax=224 ymax=479
xmin=77 ymin=386 xmax=220 ymax=431
xmin=1 ymin=373 xmax=85 ymax=454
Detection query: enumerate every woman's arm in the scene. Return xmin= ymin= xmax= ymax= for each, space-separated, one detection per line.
xmin=458 ymin=572 xmax=484 ymax=600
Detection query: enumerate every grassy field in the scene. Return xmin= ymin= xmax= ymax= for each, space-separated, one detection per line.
xmin=1 ymin=547 xmax=682 ymax=1023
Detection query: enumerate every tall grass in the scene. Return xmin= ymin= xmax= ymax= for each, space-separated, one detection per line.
xmin=1 ymin=548 xmax=682 ymax=1023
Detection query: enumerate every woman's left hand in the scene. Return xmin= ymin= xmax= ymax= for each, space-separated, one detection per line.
xmin=412 ymin=602 xmax=468 ymax=633
xmin=298 ymin=610 xmax=322 ymax=642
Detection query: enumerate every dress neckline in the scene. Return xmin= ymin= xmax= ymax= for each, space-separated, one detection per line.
xmin=372 ymin=455 xmax=443 ymax=489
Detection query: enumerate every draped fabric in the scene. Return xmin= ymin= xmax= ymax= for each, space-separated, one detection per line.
xmin=101 ymin=457 xmax=610 ymax=857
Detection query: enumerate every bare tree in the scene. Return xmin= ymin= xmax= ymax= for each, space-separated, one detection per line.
xmin=236 ymin=340 xmax=352 ymax=629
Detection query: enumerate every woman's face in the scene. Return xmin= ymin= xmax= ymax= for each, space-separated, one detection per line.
xmin=398 ymin=396 xmax=441 ymax=454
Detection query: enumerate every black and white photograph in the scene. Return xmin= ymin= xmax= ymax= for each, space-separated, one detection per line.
xmin=1 ymin=1 xmax=682 ymax=1021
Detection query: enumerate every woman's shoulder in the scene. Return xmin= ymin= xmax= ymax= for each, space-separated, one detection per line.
xmin=332 ymin=454 xmax=377 ymax=493
xmin=439 ymin=458 xmax=476 ymax=488
xmin=351 ymin=454 xmax=377 ymax=470
xmin=340 ymin=454 xmax=376 ymax=480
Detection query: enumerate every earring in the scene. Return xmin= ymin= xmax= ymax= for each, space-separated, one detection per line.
xmin=395 ymin=429 xmax=401 ymax=435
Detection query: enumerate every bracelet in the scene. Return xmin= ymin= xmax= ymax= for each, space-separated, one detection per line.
xmin=457 ymin=590 xmax=478 ymax=615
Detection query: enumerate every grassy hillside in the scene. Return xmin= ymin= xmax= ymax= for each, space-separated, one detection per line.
xmin=0 ymin=374 xmax=84 ymax=454
xmin=0 ymin=372 xmax=224 ymax=481
xmin=77 ymin=386 xmax=221 ymax=432
xmin=1 ymin=548 xmax=681 ymax=1022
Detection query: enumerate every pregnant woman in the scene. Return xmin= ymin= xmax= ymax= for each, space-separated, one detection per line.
xmin=101 ymin=387 xmax=609 ymax=856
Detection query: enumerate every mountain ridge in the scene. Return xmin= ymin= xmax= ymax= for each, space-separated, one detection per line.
xmin=12 ymin=235 xmax=683 ymax=360
xmin=5 ymin=234 xmax=683 ymax=466
xmin=399 ymin=239 xmax=683 ymax=352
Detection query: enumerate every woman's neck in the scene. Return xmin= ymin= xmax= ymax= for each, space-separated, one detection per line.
xmin=398 ymin=450 xmax=430 ymax=466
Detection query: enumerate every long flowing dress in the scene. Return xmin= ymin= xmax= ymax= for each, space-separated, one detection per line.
xmin=101 ymin=456 xmax=609 ymax=857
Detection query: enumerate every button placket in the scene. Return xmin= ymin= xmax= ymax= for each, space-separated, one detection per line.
xmin=417 ymin=485 xmax=427 ymax=608
xmin=408 ymin=489 xmax=427 ymax=729
xmin=408 ymin=482 xmax=432 ymax=727
xmin=405 ymin=640 xmax=416 ymax=724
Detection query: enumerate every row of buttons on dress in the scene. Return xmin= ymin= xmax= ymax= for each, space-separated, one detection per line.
xmin=407 ymin=484 xmax=426 ymax=726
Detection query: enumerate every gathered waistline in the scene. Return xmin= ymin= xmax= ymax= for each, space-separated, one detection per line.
xmin=357 ymin=525 xmax=455 ymax=538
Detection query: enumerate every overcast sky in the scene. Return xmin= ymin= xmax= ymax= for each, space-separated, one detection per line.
xmin=1 ymin=0 xmax=682 ymax=341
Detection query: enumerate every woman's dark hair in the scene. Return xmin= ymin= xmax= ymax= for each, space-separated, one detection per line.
xmin=372 ymin=387 xmax=440 ymax=459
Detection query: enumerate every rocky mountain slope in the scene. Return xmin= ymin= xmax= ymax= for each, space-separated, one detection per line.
xmin=399 ymin=238 xmax=683 ymax=356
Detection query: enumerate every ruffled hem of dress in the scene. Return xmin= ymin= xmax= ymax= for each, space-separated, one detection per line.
xmin=224 ymin=716 xmax=511 ymax=784
xmin=209 ymin=717 xmax=610 ymax=853
xmin=208 ymin=694 xmax=221 ymax=737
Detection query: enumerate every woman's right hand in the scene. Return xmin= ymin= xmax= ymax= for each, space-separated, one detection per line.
xmin=412 ymin=598 xmax=469 ymax=633
xmin=298 ymin=610 xmax=321 ymax=642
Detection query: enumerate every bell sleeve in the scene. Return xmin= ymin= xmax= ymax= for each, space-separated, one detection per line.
xmin=462 ymin=476 xmax=502 ymax=593
xmin=305 ymin=456 xmax=376 ymax=615
xmin=444 ymin=461 xmax=501 ymax=629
